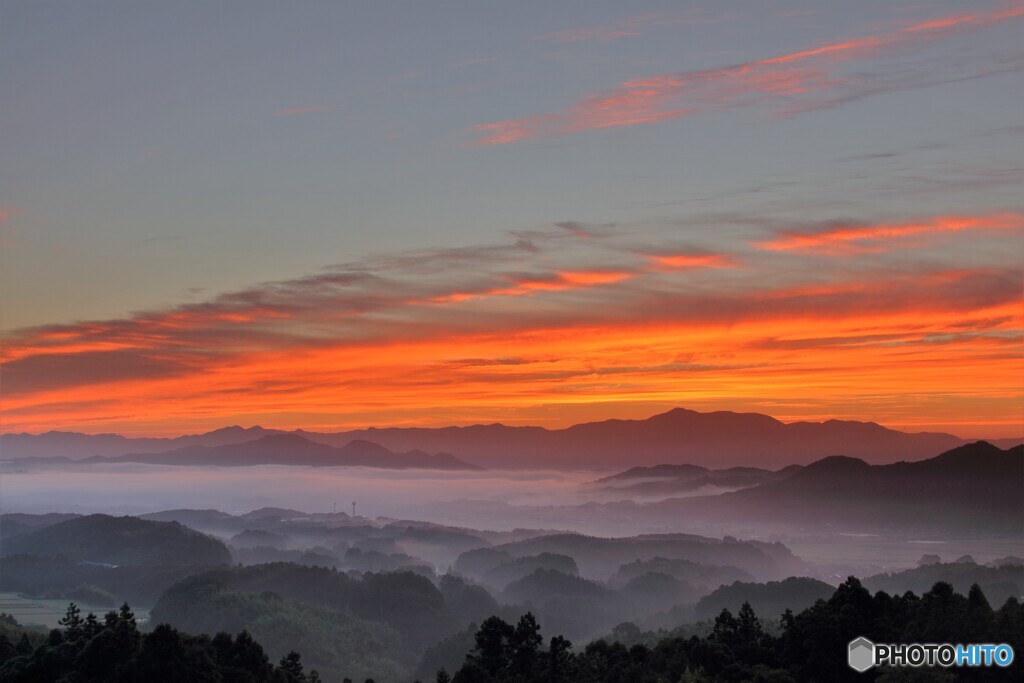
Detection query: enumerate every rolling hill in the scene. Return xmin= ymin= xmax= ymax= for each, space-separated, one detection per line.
xmin=0 ymin=514 xmax=231 ymax=566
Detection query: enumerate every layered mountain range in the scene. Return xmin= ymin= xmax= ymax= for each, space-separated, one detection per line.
xmin=405 ymin=441 xmax=1024 ymax=535
xmin=0 ymin=433 xmax=477 ymax=470
xmin=5 ymin=407 xmax=1018 ymax=469
xmin=644 ymin=440 xmax=1024 ymax=533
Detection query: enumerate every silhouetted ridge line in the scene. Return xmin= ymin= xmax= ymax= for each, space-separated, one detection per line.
xmin=0 ymin=406 xmax=991 ymax=468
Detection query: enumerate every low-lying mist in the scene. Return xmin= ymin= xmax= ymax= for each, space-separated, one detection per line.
xmin=3 ymin=461 xmax=1020 ymax=578
xmin=0 ymin=463 xmax=601 ymax=521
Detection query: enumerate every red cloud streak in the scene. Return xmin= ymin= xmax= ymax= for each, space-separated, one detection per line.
xmin=469 ymin=2 xmax=1024 ymax=145
xmin=757 ymin=212 xmax=1024 ymax=254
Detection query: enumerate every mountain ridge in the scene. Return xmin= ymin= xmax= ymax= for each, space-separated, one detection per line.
xmin=3 ymin=407 xmax=1019 ymax=468
xmin=5 ymin=433 xmax=480 ymax=470
xmin=645 ymin=441 xmax=1024 ymax=533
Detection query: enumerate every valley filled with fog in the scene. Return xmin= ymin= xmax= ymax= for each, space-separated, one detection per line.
xmin=0 ymin=463 xmax=601 ymax=520
xmin=2 ymin=438 xmax=1022 ymax=681
xmin=3 ymin=450 xmax=1021 ymax=578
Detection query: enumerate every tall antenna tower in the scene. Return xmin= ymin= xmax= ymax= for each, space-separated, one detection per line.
xmin=351 ymin=501 xmax=356 ymax=519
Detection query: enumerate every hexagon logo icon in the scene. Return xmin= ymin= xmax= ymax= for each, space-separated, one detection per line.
xmin=848 ymin=637 xmax=875 ymax=672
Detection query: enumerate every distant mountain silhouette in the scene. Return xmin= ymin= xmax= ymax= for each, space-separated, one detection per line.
xmin=651 ymin=441 xmax=1024 ymax=533
xmin=596 ymin=463 xmax=712 ymax=483
xmin=0 ymin=425 xmax=284 ymax=459
xmin=319 ymin=408 xmax=967 ymax=467
xmin=592 ymin=463 xmax=801 ymax=496
xmin=140 ymin=509 xmax=235 ymax=526
xmin=0 ymin=407 xmax=979 ymax=468
xmin=237 ymin=506 xmax=312 ymax=520
xmin=96 ymin=434 xmax=479 ymax=470
xmin=1 ymin=433 xmax=477 ymax=470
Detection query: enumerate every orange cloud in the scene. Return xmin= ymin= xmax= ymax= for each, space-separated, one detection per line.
xmin=4 ymin=290 xmax=1020 ymax=437
xmin=469 ymin=2 xmax=1024 ymax=145
xmin=3 ymin=265 xmax=1021 ymax=436
xmin=431 ymin=270 xmax=634 ymax=303
xmin=650 ymin=253 xmax=735 ymax=269
xmin=757 ymin=212 xmax=1024 ymax=254
xmin=2 ymin=212 xmax=1021 ymax=438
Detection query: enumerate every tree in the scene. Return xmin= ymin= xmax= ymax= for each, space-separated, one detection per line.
xmin=0 ymin=601 xmax=314 ymax=683
xmin=963 ymin=583 xmax=993 ymax=641
xmin=230 ymin=629 xmax=272 ymax=677
xmin=59 ymin=603 xmax=83 ymax=640
xmin=737 ymin=602 xmax=763 ymax=642
xmin=14 ymin=634 xmax=32 ymax=657
xmin=711 ymin=608 xmax=739 ymax=646
xmin=280 ymin=650 xmax=305 ymax=680
xmin=470 ymin=615 xmax=514 ymax=676
xmin=510 ymin=612 xmax=543 ymax=677
xmin=0 ymin=635 xmax=15 ymax=667
xmin=83 ymin=611 xmax=102 ymax=638
xmin=119 ymin=602 xmax=137 ymax=627
xmin=547 ymin=635 xmax=574 ymax=683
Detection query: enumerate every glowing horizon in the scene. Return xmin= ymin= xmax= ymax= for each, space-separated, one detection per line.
xmin=2 ymin=2 xmax=1022 ymax=444
xmin=3 ymin=208 xmax=1021 ymax=439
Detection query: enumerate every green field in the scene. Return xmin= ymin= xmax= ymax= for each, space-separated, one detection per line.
xmin=0 ymin=593 xmax=149 ymax=630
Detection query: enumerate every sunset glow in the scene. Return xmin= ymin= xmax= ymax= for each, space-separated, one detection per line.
xmin=2 ymin=1 xmax=1021 ymax=442
xmin=3 ymin=207 xmax=1021 ymax=437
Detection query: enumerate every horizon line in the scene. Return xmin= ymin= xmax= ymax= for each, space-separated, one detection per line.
xmin=3 ymin=405 xmax=1019 ymax=441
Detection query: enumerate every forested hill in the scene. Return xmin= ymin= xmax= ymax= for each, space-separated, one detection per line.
xmin=0 ymin=514 xmax=231 ymax=566
xmin=3 ymin=578 xmax=1022 ymax=682
xmin=0 ymin=604 xmax=319 ymax=682
xmin=437 ymin=578 xmax=1023 ymax=683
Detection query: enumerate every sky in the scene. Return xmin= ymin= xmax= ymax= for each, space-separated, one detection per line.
xmin=1 ymin=0 xmax=1022 ymax=438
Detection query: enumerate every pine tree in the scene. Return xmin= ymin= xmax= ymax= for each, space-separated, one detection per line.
xmin=471 ymin=616 xmax=514 ymax=676
xmin=280 ymin=650 xmax=305 ymax=680
xmin=59 ymin=602 xmax=84 ymax=640
xmin=510 ymin=612 xmax=543 ymax=676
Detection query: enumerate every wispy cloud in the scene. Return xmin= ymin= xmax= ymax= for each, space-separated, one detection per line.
xmin=756 ymin=212 xmax=1024 ymax=255
xmin=648 ymin=252 xmax=736 ymax=269
xmin=469 ymin=2 xmax=1024 ymax=145
xmin=430 ymin=270 xmax=634 ymax=304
